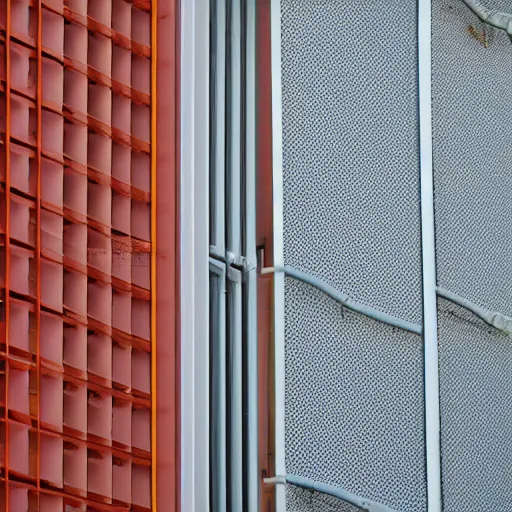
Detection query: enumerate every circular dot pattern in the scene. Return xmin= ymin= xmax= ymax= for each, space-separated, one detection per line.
xmin=284 ymin=278 xmax=426 ymax=512
xmin=432 ymin=0 xmax=512 ymax=317
xmin=438 ymin=298 xmax=512 ymax=511
xmin=281 ymin=0 xmax=422 ymax=325
xmin=286 ymin=484 xmax=364 ymax=512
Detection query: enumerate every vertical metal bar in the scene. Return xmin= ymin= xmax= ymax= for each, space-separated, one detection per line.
xmin=270 ymin=0 xmax=286 ymax=510
xmin=150 ymin=0 xmax=158 ymax=509
xmin=180 ymin=0 xmax=210 ymax=509
xmin=226 ymin=1 xmax=243 ymax=505
xmin=228 ymin=268 xmax=243 ymax=511
xmin=4 ymin=2 xmax=11 ymax=508
xmin=418 ymin=0 xmax=442 ymax=510
xmin=227 ymin=0 xmax=241 ymax=258
xmin=195 ymin=0 xmax=211 ymax=503
xmin=36 ymin=0 xmax=43 ymax=505
xmin=218 ymin=277 xmax=227 ymax=512
xmin=209 ymin=259 xmax=227 ymax=512
xmin=244 ymin=0 xmax=258 ymax=509
xmin=213 ymin=0 xmax=226 ymax=256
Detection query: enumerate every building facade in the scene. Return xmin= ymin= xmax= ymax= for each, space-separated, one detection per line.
xmin=1 ymin=0 xmax=512 ymax=511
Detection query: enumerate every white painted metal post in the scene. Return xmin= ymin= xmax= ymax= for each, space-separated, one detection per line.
xmin=245 ymin=0 xmax=259 ymax=509
xmin=270 ymin=0 xmax=286 ymax=510
xmin=180 ymin=1 xmax=210 ymax=510
xmin=418 ymin=0 xmax=442 ymax=510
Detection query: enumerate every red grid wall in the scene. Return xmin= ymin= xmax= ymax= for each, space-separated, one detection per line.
xmin=0 ymin=0 xmax=154 ymax=510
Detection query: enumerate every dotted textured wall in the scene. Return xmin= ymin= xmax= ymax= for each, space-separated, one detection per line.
xmin=438 ymin=299 xmax=512 ymax=512
xmin=284 ymin=278 xmax=426 ymax=512
xmin=432 ymin=0 xmax=512 ymax=317
xmin=280 ymin=1 xmax=425 ymax=510
xmin=432 ymin=0 xmax=512 ymax=508
xmin=0 ymin=0 xmax=153 ymax=509
xmin=281 ymin=0 xmax=422 ymax=325
xmin=285 ymin=485 xmax=364 ymax=512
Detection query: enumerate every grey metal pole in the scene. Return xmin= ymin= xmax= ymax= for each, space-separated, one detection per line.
xmin=228 ymin=268 xmax=244 ymax=511
xmin=244 ymin=0 xmax=258 ymax=509
xmin=227 ymin=0 xmax=242 ymax=258
xmin=226 ymin=0 xmax=243 ymax=508
xmin=209 ymin=259 xmax=227 ymax=512
xmin=213 ymin=0 xmax=227 ymax=255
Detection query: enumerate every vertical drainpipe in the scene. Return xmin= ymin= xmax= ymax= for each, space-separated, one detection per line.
xmin=213 ymin=0 xmax=226 ymax=258
xmin=418 ymin=0 xmax=442 ymax=510
xmin=228 ymin=0 xmax=244 ymax=510
xmin=245 ymin=0 xmax=259 ymax=510
xmin=228 ymin=0 xmax=242 ymax=257
xmin=210 ymin=259 xmax=227 ymax=512
xmin=212 ymin=0 xmax=227 ymax=511
xmin=228 ymin=265 xmax=244 ymax=510
xmin=270 ymin=0 xmax=286 ymax=510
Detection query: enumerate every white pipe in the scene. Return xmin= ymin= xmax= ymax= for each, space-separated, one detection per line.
xmin=244 ymin=0 xmax=259 ymax=509
xmin=261 ymin=266 xmax=423 ymax=335
xmin=437 ymin=287 xmax=512 ymax=334
xmin=213 ymin=0 xmax=227 ymax=253
xmin=226 ymin=2 xmax=243 ymax=507
xmin=462 ymin=0 xmax=512 ymax=35
xmin=228 ymin=0 xmax=242 ymax=257
xmin=228 ymin=268 xmax=243 ymax=511
xmin=209 ymin=259 xmax=227 ymax=512
xmin=264 ymin=475 xmax=397 ymax=512
xmin=264 ymin=265 xmax=512 ymax=336
xmin=418 ymin=0 xmax=442 ymax=510
xmin=270 ymin=0 xmax=286 ymax=510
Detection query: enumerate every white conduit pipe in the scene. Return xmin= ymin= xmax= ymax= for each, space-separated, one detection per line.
xmin=462 ymin=0 xmax=512 ymax=35
xmin=244 ymin=0 xmax=259 ymax=508
xmin=437 ymin=287 xmax=512 ymax=334
xmin=261 ymin=267 xmax=512 ymax=336
xmin=261 ymin=265 xmax=423 ymax=335
xmin=263 ymin=475 xmax=397 ymax=512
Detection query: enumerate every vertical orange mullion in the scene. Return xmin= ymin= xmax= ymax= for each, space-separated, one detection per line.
xmin=150 ymin=0 xmax=158 ymax=510
xmin=174 ymin=2 xmax=181 ymax=508
xmin=36 ymin=0 xmax=42 ymax=506
xmin=4 ymin=1 xmax=11 ymax=509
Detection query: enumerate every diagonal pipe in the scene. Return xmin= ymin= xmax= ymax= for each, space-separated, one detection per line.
xmin=462 ymin=0 xmax=512 ymax=35
xmin=264 ymin=475 xmax=398 ymax=512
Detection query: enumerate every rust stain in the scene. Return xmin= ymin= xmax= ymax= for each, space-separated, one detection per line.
xmin=468 ymin=25 xmax=488 ymax=47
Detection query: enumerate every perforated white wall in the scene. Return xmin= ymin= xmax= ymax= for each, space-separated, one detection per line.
xmin=279 ymin=1 xmax=426 ymax=511
xmin=438 ymin=298 xmax=512 ymax=512
xmin=432 ymin=0 xmax=512 ymax=509
xmin=283 ymin=278 xmax=426 ymax=512
xmin=432 ymin=0 xmax=512 ymax=318
xmin=281 ymin=0 xmax=423 ymax=325
xmin=278 ymin=0 xmax=512 ymax=510
xmin=286 ymin=485 xmax=365 ymax=512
